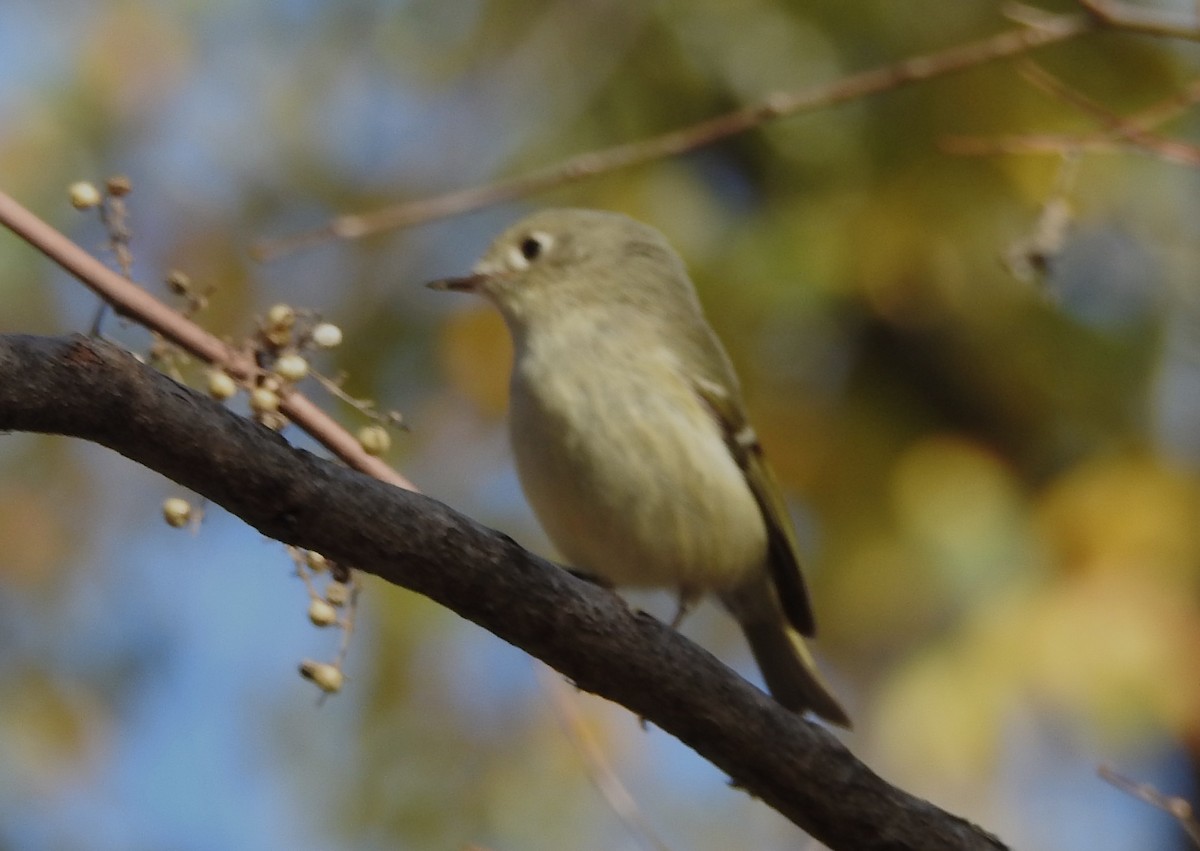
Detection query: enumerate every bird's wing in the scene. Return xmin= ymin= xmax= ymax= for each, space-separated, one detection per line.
xmin=692 ymin=377 xmax=817 ymax=637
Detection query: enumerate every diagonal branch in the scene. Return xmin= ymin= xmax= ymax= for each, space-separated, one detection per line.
xmin=0 ymin=332 xmax=1007 ymax=851
xmin=1077 ymin=0 xmax=1200 ymax=39
xmin=940 ymin=68 xmax=1200 ymax=166
xmin=1017 ymin=61 xmax=1200 ymax=166
xmin=1098 ymin=766 xmax=1200 ymax=846
xmin=0 ymin=190 xmax=414 ymax=492
xmin=252 ymin=11 xmax=1095 ymax=259
xmin=253 ymin=0 xmax=1200 ymax=260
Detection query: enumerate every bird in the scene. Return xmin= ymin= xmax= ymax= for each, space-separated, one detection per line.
xmin=429 ymin=208 xmax=849 ymax=727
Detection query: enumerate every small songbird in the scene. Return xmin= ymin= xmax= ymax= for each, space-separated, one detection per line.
xmin=429 ymin=208 xmax=849 ymax=727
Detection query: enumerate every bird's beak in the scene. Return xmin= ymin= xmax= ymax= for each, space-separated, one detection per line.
xmin=426 ymin=272 xmax=486 ymax=293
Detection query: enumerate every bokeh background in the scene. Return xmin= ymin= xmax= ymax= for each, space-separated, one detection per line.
xmin=3 ymin=1 xmax=1200 ymax=849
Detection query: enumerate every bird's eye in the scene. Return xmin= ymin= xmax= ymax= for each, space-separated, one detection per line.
xmin=519 ymin=236 xmax=543 ymax=261
xmin=506 ymin=231 xmax=553 ymax=271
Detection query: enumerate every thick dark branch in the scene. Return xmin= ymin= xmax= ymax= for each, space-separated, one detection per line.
xmin=0 ymin=333 xmax=1007 ymax=851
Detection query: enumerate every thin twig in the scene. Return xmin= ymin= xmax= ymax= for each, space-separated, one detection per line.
xmin=1098 ymin=765 xmax=1200 ymax=846
xmin=1026 ymin=61 xmax=1200 ymax=164
xmin=1077 ymin=0 xmax=1200 ymax=40
xmin=942 ymin=133 xmax=1130 ymax=157
xmin=942 ymin=69 xmax=1200 ymax=167
xmin=1017 ymin=60 xmax=1161 ymax=146
xmin=87 ymin=182 xmax=135 ymax=336
xmin=1121 ymin=77 xmax=1200 ymax=131
xmin=0 ymin=190 xmax=415 ymax=491
xmin=333 ymin=573 xmax=362 ymax=668
xmin=538 ymin=665 xmax=673 ymax=851
xmin=311 ymin=368 xmax=406 ymax=428
xmin=252 ymin=11 xmax=1095 ymax=259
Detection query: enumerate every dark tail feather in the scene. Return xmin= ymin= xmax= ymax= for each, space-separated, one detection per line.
xmin=721 ymin=578 xmax=851 ymax=728
xmin=738 ymin=617 xmax=851 ymax=727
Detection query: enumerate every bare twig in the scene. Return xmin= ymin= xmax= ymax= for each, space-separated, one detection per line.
xmin=1122 ymin=77 xmax=1200 ymax=131
xmin=1077 ymin=0 xmax=1200 ymax=40
xmin=539 ymin=666 xmax=673 ymax=851
xmin=0 ymin=190 xmax=415 ymax=491
xmin=252 ymin=11 xmax=1094 ymax=259
xmin=942 ymin=133 xmax=1130 ymax=157
xmin=333 ymin=572 xmax=362 ymax=668
xmin=87 ymin=179 xmax=135 ymax=336
xmin=1006 ymin=61 xmax=1200 ymax=165
xmin=942 ymin=69 xmax=1200 ymax=167
xmin=311 ymin=368 xmax=405 ymax=428
xmin=1017 ymin=61 xmax=1163 ymax=146
xmin=1098 ymin=765 xmax=1200 ymax=846
xmin=942 ymin=132 xmax=1200 ymax=165
xmin=253 ymin=0 xmax=1200 ymax=260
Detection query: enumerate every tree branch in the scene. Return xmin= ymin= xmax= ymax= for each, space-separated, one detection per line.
xmin=0 ymin=189 xmax=414 ymax=491
xmin=251 ymin=0 xmax=1200 ymax=260
xmin=940 ymin=68 xmax=1200 ymax=167
xmin=251 ymin=10 xmax=1095 ymax=259
xmin=0 ymin=332 xmax=1007 ymax=851
xmin=1078 ymin=0 xmax=1200 ymax=39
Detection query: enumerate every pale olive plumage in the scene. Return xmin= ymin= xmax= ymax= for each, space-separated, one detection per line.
xmin=431 ymin=208 xmax=849 ymax=727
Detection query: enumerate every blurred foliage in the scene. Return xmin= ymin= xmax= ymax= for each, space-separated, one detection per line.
xmin=3 ymin=0 xmax=1200 ymax=849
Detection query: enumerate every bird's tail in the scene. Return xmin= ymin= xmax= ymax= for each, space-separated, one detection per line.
xmin=721 ymin=576 xmax=851 ymax=728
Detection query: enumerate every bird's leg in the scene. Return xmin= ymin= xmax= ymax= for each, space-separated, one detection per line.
xmin=668 ymin=588 xmax=700 ymax=630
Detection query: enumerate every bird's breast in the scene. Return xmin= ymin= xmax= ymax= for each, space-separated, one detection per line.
xmin=507 ymin=326 xmax=766 ymax=591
